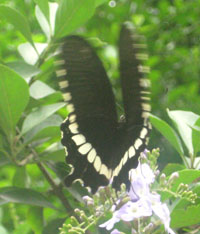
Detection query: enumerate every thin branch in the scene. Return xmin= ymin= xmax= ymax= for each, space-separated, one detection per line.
xmin=36 ymin=161 xmax=74 ymax=214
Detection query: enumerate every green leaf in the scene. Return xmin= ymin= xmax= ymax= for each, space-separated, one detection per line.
xmin=24 ymin=114 xmax=62 ymax=143
xmin=12 ymin=167 xmax=28 ymax=188
xmin=13 ymin=223 xmax=31 ymax=234
xmin=6 ymin=61 xmax=40 ymax=81
xmin=55 ymin=0 xmax=95 ymax=38
xmin=18 ymin=42 xmax=47 ymax=65
xmin=0 ymin=187 xmax=56 ymax=209
xmin=38 ymin=92 xmax=63 ymax=105
xmin=30 ymin=80 xmax=55 ymax=99
xmin=33 ymin=0 xmax=49 ymax=23
xmin=35 ymin=2 xmax=58 ymax=40
xmin=149 ymin=114 xmax=184 ymax=155
xmin=41 ymin=149 xmax=65 ymax=162
xmin=171 ymin=204 xmax=200 ymax=228
xmin=167 ymin=110 xmax=199 ymax=155
xmin=40 ymin=142 xmax=65 ymax=159
xmin=0 ymin=5 xmax=34 ymax=49
xmin=95 ymin=0 xmax=109 ymax=7
xmin=191 ymin=118 xmax=200 ymax=157
xmin=0 ymin=65 xmax=29 ymax=135
xmin=170 ymin=169 xmax=200 ymax=192
xmin=27 ymin=206 xmax=43 ymax=234
xmin=192 ymin=127 xmax=200 ymax=156
xmin=162 ymin=163 xmax=185 ymax=176
xmin=21 ymin=102 xmax=65 ymax=134
xmin=35 ymin=5 xmax=51 ymax=40
xmin=43 ymin=218 xmax=66 ymax=234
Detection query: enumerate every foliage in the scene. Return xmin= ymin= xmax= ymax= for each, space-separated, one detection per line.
xmin=0 ymin=0 xmax=200 ymax=234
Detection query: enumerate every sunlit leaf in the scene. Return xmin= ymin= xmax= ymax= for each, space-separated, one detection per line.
xmin=21 ymin=102 xmax=65 ymax=134
xmin=30 ymin=80 xmax=55 ymax=99
xmin=191 ymin=118 xmax=200 ymax=157
xmin=55 ymin=0 xmax=95 ymax=38
xmin=35 ymin=5 xmax=51 ymax=40
xmin=150 ymin=114 xmax=184 ymax=155
xmin=33 ymin=0 xmax=49 ymax=22
xmin=167 ymin=110 xmax=199 ymax=155
xmin=18 ymin=42 xmax=47 ymax=65
xmin=24 ymin=114 xmax=62 ymax=143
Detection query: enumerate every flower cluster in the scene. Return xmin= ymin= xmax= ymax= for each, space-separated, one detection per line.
xmin=99 ymin=162 xmax=175 ymax=234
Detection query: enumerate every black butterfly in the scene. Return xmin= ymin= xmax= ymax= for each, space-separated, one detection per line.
xmin=55 ymin=23 xmax=151 ymax=193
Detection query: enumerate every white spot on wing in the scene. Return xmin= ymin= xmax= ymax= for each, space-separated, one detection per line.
xmin=142 ymin=111 xmax=150 ymax=119
xmin=135 ymin=53 xmax=148 ymax=60
xmin=87 ymin=148 xmax=96 ymax=163
xmin=129 ymin=146 xmax=135 ymax=158
xmin=94 ymin=156 xmax=101 ymax=172
xmin=100 ymin=164 xmax=110 ymax=179
xmin=69 ymin=123 xmax=78 ymax=134
xmin=139 ymin=78 xmax=150 ymax=88
xmin=72 ymin=134 xmax=86 ymax=146
xmin=78 ymin=143 xmax=92 ymax=155
xmin=54 ymin=60 xmax=65 ymax=65
xmin=141 ymin=96 xmax=150 ymax=101
xmin=134 ymin=138 xmax=143 ymax=150
xmin=69 ymin=114 xmax=76 ymax=123
xmin=113 ymin=159 xmax=123 ymax=177
xmin=59 ymin=80 xmax=69 ymax=88
xmin=64 ymin=146 xmax=68 ymax=156
xmin=141 ymin=103 xmax=151 ymax=112
xmin=63 ymin=92 xmax=71 ymax=101
xmin=67 ymin=104 xmax=74 ymax=112
xmin=56 ymin=69 xmax=67 ymax=77
xmin=122 ymin=151 xmax=128 ymax=165
xmin=138 ymin=65 xmax=150 ymax=73
xmin=140 ymin=128 xmax=148 ymax=139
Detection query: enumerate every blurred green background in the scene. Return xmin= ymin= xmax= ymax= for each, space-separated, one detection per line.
xmin=0 ymin=1 xmax=200 ymax=232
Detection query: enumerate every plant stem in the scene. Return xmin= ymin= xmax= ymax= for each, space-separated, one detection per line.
xmin=36 ymin=161 xmax=74 ymax=214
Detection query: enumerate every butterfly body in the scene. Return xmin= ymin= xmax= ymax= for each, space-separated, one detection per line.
xmin=55 ymin=23 xmax=151 ymax=193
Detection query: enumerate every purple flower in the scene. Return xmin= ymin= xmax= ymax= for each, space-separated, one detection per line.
xmin=100 ymin=162 xmax=175 ymax=234
xmin=82 ymin=195 xmax=94 ymax=206
xmin=111 ymin=229 xmax=121 ymax=234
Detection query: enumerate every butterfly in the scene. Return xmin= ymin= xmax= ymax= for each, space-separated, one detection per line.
xmin=55 ymin=23 xmax=151 ymax=193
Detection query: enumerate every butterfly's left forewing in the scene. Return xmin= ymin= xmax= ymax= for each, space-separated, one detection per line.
xmin=55 ymin=36 xmax=119 ymax=193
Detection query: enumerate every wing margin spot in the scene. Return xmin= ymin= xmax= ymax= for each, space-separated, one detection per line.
xmin=56 ymin=69 xmax=67 ymax=77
